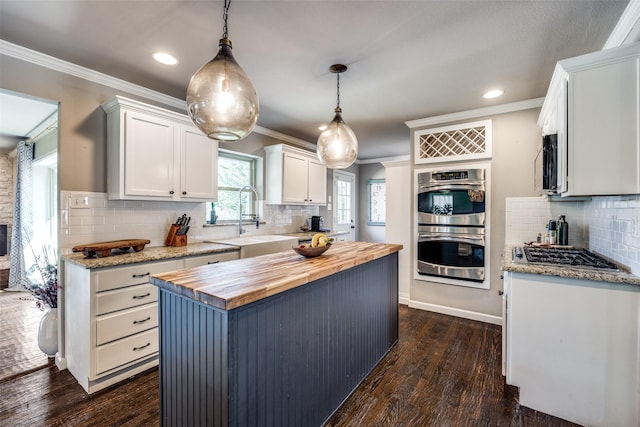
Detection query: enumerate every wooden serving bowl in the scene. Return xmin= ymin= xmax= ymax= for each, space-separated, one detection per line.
xmin=292 ymin=245 xmax=330 ymax=258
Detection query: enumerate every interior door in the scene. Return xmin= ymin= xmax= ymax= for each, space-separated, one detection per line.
xmin=333 ymin=170 xmax=356 ymax=241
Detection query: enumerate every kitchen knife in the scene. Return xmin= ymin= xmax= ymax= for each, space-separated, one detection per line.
xmin=177 ymin=215 xmax=190 ymax=235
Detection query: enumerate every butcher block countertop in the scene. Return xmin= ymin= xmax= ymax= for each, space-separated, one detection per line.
xmin=150 ymin=241 xmax=403 ymax=311
xmin=62 ymin=242 xmax=240 ymax=269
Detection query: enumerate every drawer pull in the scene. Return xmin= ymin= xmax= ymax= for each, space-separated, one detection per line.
xmin=133 ymin=342 xmax=151 ymax=351
xmin=132 ymin=272 xmax=150 ymax=278
xmin=132 ymin=293 xmax=151 ymax=300
xmin=207 ymin=261 xmax=220 ymax=265
xmin=133 ymin=316 xmax=151 ymax=325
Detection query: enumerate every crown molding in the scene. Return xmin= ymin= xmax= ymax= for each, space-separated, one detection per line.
xmin=358 ymin=155 xmax=410 ymax=165
xmin=404 ymin=98 xmax=544 ymax=129
xmin=604 ymin=0 xmax=640 ymax=48
xmin=0 ymin=39 xmax=187 ymax=111
xmin=381 ymin=159 xmax=410 ymax=168
xmin=252 ymin=125 xmax=315 ymax=151
xmin=0 ymin=39 xmax=318 ymax=149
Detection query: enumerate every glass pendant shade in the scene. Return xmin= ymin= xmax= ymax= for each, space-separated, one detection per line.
xmin=317 ymin=107 xmax=358 ymax=169
xmin=186 ymin=38 xmax=259 ymax=142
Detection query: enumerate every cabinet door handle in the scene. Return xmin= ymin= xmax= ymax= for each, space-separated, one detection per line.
xmin=132 ymin=272 xmax=150 ymax=278
xmin=207 ymin=261 xmax=220 ymax=265
xmin=133 ymin=316 xmax=151 ymax=325
xmin=182 ymin=191 xmax=187 ymax=195
xmin=132 ymin=292 xmax=151 ymax=300
xmin=133 ymin=342 xmax=151 ymax=351
xmin=169 ymin=190 xmax=175 ymax=195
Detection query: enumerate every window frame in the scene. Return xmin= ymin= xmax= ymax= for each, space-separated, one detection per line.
xmin=210 ymin=149 xmax=259 ymax=224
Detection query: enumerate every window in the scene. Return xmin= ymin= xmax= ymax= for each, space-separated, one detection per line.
xmin=32 ymin=153 xmax=58 ymax=246
xmin=335 ymin=175 xmax=352 ymax=225
xmin=367 ymin=179 xmax=385 ymax=226
xmin=208 ymin=150 xmax=257 ymax=223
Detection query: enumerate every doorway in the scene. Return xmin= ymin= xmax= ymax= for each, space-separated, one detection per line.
xmin=332 ymin=170 xmax=356 ymax=241
xmin=0 ymin=88 xmax=59 ymax=374
xmin=0 ymin=89 xmax=59 ymax=284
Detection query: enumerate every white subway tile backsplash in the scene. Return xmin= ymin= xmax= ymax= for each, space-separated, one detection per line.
xmin=60 ymin=191 xmax=320 ymax=255
xmin=506 ymin=195 xmax=640 ymax=276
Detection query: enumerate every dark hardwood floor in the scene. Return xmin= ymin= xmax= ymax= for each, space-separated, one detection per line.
xmin=0 ymin=304 xmax=579 ymax=427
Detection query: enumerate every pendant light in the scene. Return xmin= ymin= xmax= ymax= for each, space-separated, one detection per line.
xmin=316 ymin=64 xmax=358 ymax=169
xmin=186 ymin=0 xmax=259 ymax=142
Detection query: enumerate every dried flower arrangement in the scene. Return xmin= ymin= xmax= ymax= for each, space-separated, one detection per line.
xmin=25 ymin=242 xmax=59 ymax=311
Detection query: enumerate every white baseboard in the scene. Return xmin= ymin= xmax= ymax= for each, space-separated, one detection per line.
xmin=408 ymin=300 xmax=503 ymax=325
xmin=399 ymin=293 xmax=410 ymax=306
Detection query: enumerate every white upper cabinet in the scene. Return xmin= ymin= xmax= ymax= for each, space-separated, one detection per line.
xmin=307 ymin=158 xmax=327 ymax=203
xmin=121 ymin=110 xmax=176 ymax=198
xmin=538 ymin=42 xmax=640 ymax=196
xmin=180 ymin=127 xmax=218 ymax=200
xmin=265 ymin=144 xmax=327 ymax=205
xmin=102 ymin=96 xmax=218 ymax=201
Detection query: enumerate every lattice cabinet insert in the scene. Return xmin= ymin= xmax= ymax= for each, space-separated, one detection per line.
xmin=414 ymin=120 xmax=492 ymax=164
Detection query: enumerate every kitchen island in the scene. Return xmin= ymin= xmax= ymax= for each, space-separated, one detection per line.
xmin=150 ymin=241 xmax=402 ymax=427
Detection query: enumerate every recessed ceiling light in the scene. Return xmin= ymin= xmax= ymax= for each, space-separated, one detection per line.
xmin=153 ymin=52 xmax=178 ymax=65
xmin=483 ymin=89 xmax=504 ymax=99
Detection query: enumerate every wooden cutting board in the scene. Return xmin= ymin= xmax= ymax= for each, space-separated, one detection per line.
xmin=72 ymin=239 xmax=151 ymax=258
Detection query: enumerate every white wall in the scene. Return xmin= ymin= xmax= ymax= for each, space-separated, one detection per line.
xmin=383 ymin=160 xmax=411 ymax=305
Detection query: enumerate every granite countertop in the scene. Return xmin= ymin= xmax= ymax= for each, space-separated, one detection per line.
xmin=282 ymin=230 xmax=350 ymax=241
xmin=150 ymin=241 xmax=403 ymax=311
xmin=62 ymin=242 xmax=240 ymax=269
xmin=501 ymin=245 xmax=640 ymax=286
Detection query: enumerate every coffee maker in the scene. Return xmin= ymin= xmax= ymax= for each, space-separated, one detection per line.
xmin=311 ymin=216 xmax=324 ymax=231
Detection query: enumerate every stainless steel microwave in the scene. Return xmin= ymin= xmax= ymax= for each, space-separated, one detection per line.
xmin=535 ymin=133 xmax=559 ymax=195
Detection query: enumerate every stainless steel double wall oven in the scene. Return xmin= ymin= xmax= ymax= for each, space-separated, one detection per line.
xmin=417 ymin=168 xmax=486 ymax=282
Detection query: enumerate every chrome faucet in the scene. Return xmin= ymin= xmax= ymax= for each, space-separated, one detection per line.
xmin=239 ymin=185 xmax=259 ymax=236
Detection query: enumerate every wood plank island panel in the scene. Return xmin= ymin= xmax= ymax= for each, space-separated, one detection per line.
xmin=152 ymin=243 xmax=401 ymax=427
xmin=151 ymin=241 xmax=403 ymax=310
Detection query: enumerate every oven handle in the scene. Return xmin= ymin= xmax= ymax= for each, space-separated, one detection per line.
xmin=418 ymin=233 xmax=485 ymax=244
xmin=418 ymin=183 xmax=484 ymax=192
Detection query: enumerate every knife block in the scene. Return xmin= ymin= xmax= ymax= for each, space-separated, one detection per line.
xmin=165 ymin=224 xmax=188 ymax=247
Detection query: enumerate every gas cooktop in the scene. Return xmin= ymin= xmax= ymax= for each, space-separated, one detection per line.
xmin=513 ymin=246 xmax=619 ymax=270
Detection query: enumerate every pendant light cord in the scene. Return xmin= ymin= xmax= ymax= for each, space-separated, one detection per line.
xmin=222 ymin=0 xmax=231 ymax=39
xmin=336 ymin=73 xmax=341 ymax=109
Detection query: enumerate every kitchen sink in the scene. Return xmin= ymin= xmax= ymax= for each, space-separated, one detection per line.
xmin=206 ymin=235 xmax=298 ymax=258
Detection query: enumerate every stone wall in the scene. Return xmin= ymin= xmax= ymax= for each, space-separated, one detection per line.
xmin=0 ymin=153 xmax=14 ymax=277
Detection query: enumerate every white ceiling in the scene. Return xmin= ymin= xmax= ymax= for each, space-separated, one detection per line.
xmin=0 ymin=90 xmax=58 ymax=152
xmin=0 ymin=1 xmax=632 ymax=160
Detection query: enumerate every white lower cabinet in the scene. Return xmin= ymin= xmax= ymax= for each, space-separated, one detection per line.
xmin=504 ymin=271 xmax=640 ymax=427
xmin=64 ymin=251 xmax=239 ymax=393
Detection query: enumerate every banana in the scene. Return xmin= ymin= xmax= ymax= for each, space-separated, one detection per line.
xmin=311 ymin=233 xmax=324 ymax=248
xmin=311 ymin=233 xmax=333 ymax=248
